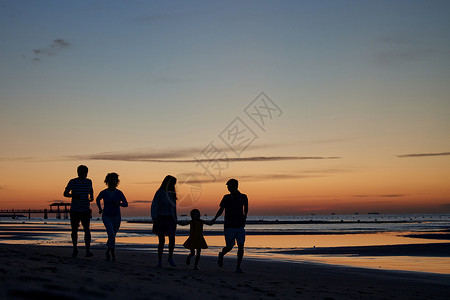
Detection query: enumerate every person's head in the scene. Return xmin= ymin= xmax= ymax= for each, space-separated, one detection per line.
xmin=160 ymin=175 xmax=177 ymax=192
xmin=190 ymin=209 xmax=201 ymax=221
xmin=104 ymin=172 xmax=119 ymax=189
xmin=226 ymin=178 xmax=239 ymax=193
xmin=77 ymin=165 xmax=88 ymax=179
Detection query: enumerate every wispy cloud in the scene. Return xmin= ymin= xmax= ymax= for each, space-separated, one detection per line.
xmin=310 ymin=138 xmax=353 ymax=144
xmin=353 ymin=194 xmax=406 ymax=198
xmin=131 ymin=200 xmax=152 ymax=204
xmin=374 ymin=36 xmax=449 ymax=65
xmin=397 ymin=152 xmax=450 ymax=158
xmin=136 ymin=168 xmax=348 ymax=186
xmin=439 ymin=203 xmax=450 ymax=211
xmin=66 ymin=148 xmax=340 ymax=164
xmin=29 ymin=39 xmax=71 ymax=62
xmin=67 ymin=151 xmax=340 ymax=163
xmin=0 ymin=156 xmax=36 ymax=162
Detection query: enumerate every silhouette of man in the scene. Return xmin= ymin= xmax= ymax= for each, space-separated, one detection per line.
xmin=211 ymin=179 xmax=248 ymax=273
xmin=64 ymin=165 xmax=94 ymax=258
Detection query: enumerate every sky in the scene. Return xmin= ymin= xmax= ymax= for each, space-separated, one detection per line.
xmin=1 ymin=0 xmax=449 ymax=216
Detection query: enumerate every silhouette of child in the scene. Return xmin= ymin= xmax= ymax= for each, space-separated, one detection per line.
xmin=181 ymin=209 xmax=212 ymax=270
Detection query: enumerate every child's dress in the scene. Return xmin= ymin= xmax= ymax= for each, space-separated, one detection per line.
xmin=183 ymin=220 xmax=208 ymax=249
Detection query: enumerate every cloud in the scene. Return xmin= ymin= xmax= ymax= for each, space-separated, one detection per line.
xmin=375 ymin=49 xmax=439 ymax=65
xmin=0 ymin=156 xmax=35 ymax=162
xmin=374 ymin=36 xmax=449 ymax=65
xmin=310 ymin=138 xmax=353 ymax=144
xmin=130 ymin=200 xmax=152 ymax=204
xmin=397 ymin=152 xmax=450 ymax=158
xmin=30 ymin=39 xmax=70 ymax=62
xmin=439 ymin=203 xmax=450 ymax=211
xmin=67 ymin=149 xmax=340 ymax=163
xmin=353 ymin=194 xmax=406 ymax=198
xmin=136 ymin=168 xmax=348 ymax=186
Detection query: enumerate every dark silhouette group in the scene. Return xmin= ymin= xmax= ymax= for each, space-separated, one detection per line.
xmin=64 ymin=165 xmax=249 ymax=272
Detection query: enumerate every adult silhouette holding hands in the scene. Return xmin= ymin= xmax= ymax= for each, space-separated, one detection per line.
xmin=64 ymin=165 xmax=94 ymax=258
xmin=211 ymin=179 xmax=248 ymax=273
xmin=96 ymin=172 xmax=128 ymax=261
xmin=151 ymin=175 xmax=178 ymax=267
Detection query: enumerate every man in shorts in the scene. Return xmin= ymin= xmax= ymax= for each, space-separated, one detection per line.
xmin=211 ymin=179 xmax=248 ymax=273
xmin=64 ymin=165 xmax=94 ymax=258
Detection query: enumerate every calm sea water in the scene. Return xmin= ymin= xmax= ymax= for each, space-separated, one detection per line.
xmin=1 ymin=214 xmax=449 ymax=274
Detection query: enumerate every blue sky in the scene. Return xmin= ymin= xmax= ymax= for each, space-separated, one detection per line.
xmin=1 ymin=1 xmax=449 ymax=214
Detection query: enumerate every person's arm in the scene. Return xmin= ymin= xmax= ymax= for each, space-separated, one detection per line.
xmin=243 ymin=195 xmax=249 ymax=223
xmin=177 ymin=220 xmax=190 ymax=226
xmin=96 ymin=192 xmax=103 ymax=214
xmin=211 ymin=207 xmax=224 ymax=224
xmin=120 ymin=191 xmax=128 ymax=207
xmin=150 ymin=190 xmax=160 ymax=221
xmin=202 ymin=219 xmax=214 ymax=226
xmin=87 ymin=179 xmax=94 ymax=202
xmin=63 ymin=181 xmax=73 ymax=198
xmin=244 ymin=196 xmax=248 ymax=218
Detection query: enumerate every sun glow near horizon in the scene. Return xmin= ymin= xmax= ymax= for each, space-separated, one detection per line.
xmin=1 ymin=1 xmax=449 ymax=216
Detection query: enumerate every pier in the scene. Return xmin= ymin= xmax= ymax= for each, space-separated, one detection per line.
xmin=0 ymin=202 xmax=71 ymax=219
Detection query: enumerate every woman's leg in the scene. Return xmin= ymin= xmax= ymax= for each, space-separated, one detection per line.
xmin=109 ymin=217 xmax=120 ymax=261
xmin=113 ymin=216 xmax=121 ymax=236
xmin=157 ymin=234 xmax=165 ymax=265
xmin=110 ymin=216 xmax=121 ymax=250
xmin=102 ymin=216 xmax=115 ymax=250
xmin=168 ymin=235 xmax=175 ymax=259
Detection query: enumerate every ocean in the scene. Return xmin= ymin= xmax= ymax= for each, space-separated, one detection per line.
xmin=1 ymin=214 xmax=449 ymax=274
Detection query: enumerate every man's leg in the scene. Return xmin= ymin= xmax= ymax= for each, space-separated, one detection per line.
xmin=80 ymin=211 xmax=92 ymax=257
xmin=70 ymin=212 xmax=80 ymax=257
xmin=237 ymin=243 xmax=244 ymax=269
xmin=218 ymin=228 xmax=235 ymax=267
xmin=235 ymin=228 xmax=246 ymax=272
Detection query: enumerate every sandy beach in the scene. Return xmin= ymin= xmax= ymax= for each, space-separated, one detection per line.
xmin=1 ymin=244 xmax=449 ymax=300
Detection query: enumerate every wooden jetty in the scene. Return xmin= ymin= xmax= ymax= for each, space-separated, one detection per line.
xmin=0 ymin=202 xmax=71 ymax=219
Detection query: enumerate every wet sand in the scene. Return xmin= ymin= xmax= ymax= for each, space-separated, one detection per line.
xmin=0 ymin=244 xmax=449 ymax=299
xmin=275 ymin=242 xmax=450 ymax=256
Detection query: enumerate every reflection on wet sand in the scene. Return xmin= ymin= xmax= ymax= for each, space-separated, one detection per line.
xmin=1 ymin=219 xmax=449 ymax=274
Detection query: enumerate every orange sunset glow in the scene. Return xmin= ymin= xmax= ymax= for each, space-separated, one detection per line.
xmin=1 ymin=1 xmax=449 ymax=217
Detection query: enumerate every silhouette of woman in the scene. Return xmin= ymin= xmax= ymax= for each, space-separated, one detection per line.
xmin=96 ymin=172 xmax=128 ymax=261
xmin=151 ymin=175 xmax=178 ymax=267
